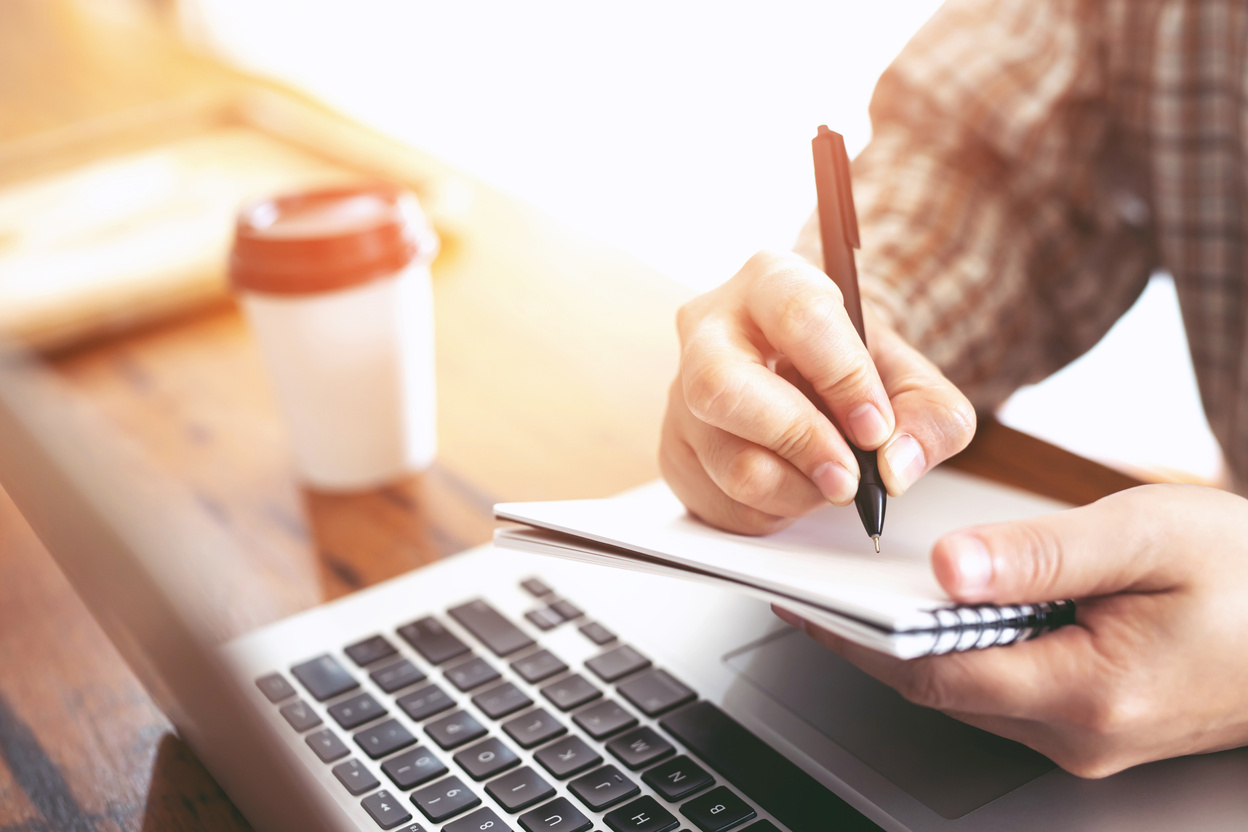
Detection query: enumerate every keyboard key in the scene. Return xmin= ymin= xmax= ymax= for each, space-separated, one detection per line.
xmin=291 ymin=654 xmax=360 ymax=702
xmin=521 ymin=577 xmax=554 ymax=597
xmin=399 ymin=616 xmax=471 ymax=665
xmin=486 ymin=766 xmax=556 ymax=813
xmin=502 ymin=708 xmax=567 ymax=749
xmin=382 ymin=746 xmax=448 ymax=790
xmin=549 ymin=599 xmax=584 ymax=621
xmin=371 ymin=659 xmax=426 ymax=693
xmin=445 ymin=807 xmax=512 ymax=832
xmin=518 ymin=797 xmax=591 ymax=832
xmin=660 ymin=701 xmax=882 ymax=832
xmin=643 ymin=756 xmax=713 ymax=802
xmin=355 ymin=718 xmax=417 ymax=760
xmin=680 ymin=787 xmax=754 ymax=832
xmin=742 ymin=822 xmax=781 ymax=832
xmin=568 ymin=765 xmax=639 ymax=811
xmin=578 ymin=621 xmax=616 ymax=645
xmin=332 ymin=758 xmax=380 ymax=796
xmin=446 ymin=656 xmax=502 ymax=692
xmin=473 ymin=682 xmax=532 ymax=720
xmin=511 ymin=649 xmax=568 ymax=684
xmin=255 ymin=673 xmax=296 ymax=702
xmin=540 ymin=674 xmax=601 ymax=711
xmin=329 ymin=692 xmax=386 ymax=730
xmin=525 ymin=608 xmax=563 ymax=631
xmin=607 ymin=727 xmax=674 ymax=770
xmin=449 ymin=599 xmax=536 ymax=657
xmin=605 ymin=796 xmax=679 ymax=832
xmin=412 ymin=775 xmax=481 ymax=823
xmin=426 ymin=710 xmax=488 ymax=750
xmin=534 ymin=736 xmax=602 ymax=779
xmin=362 ymin=789 xmax=413 ymax=829
xmin=586 ymin=645 xmax=652 ymax=682
xmin=454 ymin=736 xmax=520 ymax=781
xmin=279 ymin=698 xmax=322 ymax=732
xmin=397 ymin=684 xmax=455 ymax=721
xmin=346 ymin=635 xmax=399 ymax=667
xmin=617 ymin=670 xmax=695 ymax=717
xmin=572 ymin=700 xmax=637 ymax=740
xmin=306 ymin=728 xmax=350 ymax=762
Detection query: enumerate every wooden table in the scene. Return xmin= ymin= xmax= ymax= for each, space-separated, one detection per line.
xmin=0 ymin=4 xmax=1143 ymax=830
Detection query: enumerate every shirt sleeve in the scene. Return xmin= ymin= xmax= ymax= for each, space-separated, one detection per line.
xmin=794 ymin=0 xmax=1158 ymax=409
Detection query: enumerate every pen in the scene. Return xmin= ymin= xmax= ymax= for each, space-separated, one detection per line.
xmin=812 ymin=125 xmax=886 ymax=552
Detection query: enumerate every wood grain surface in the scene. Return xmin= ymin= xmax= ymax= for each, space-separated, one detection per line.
xmin=0 ymin=3 xmax=1146 ymax=831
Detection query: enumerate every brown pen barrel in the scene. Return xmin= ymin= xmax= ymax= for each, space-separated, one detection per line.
xmin=811 ymin=126 xmax=866 ymax=345
xmin=812 ymin=125 xmax=885 ymax=546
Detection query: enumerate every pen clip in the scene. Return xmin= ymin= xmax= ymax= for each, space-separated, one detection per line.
xmin=817 ymin=125 xmax=860 ymax=250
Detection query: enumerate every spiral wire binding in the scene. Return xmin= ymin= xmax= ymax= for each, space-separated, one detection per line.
xmin=923 ymin=599 xmax=1077 ymax=656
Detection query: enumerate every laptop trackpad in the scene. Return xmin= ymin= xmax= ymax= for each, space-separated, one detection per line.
xmin=725 ymin=630 xmax=1054 ymax=819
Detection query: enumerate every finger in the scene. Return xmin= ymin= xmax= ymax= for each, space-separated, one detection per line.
xmin=794 ymin=610 xmax=1095 ymax=721
xmin=660 ymin=395 xmax=795 ymax=535
xmin=680 ymin=324 xmax=860 ymax=505
xmin=867 ymin=322 xmax=976 ymax=495
xmin=931 ymin=486 xmax=1188 ymax=604
xmin=742 ymin=252 xmax=895 ymax=450
xmin=671 ymin=376 xmax=828 ymax=514
xmin=692 ymin=419 xmax=831 ymax=515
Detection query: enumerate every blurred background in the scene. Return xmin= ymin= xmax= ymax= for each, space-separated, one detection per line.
xmin=1 ymin=0 xmax=1224 ymax=483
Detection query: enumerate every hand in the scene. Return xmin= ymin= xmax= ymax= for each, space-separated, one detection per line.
xmin=777 ymin=484 xmax=1248 ymax=778
xmin=660 ymin=249 xmax=975 ymax=534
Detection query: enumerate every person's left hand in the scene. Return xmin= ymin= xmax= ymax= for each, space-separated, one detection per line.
xmin=775 ymin=483 xmax=1248 ymax=778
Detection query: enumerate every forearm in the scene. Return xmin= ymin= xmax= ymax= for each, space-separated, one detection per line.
xmin=795 ymin=0 xmax=1156 ymax=409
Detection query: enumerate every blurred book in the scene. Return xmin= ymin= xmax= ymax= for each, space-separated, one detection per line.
xmin=0 ymin=126 xmax=358 ymax=349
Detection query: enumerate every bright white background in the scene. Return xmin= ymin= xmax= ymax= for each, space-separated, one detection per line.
xmin=184 ymin=0 xmax=1223 ymax=482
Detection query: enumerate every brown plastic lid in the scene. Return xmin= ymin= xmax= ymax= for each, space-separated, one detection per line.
xmin=229 ymin=183 xmax=438 ymax=296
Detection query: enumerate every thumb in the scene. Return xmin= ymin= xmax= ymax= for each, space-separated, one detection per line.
xmin=931 ymin=486 xmax=1182 ymax=604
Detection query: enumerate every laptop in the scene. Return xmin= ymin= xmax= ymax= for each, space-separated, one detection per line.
xmin=1 ymin=347 xmax=1245 ymax=832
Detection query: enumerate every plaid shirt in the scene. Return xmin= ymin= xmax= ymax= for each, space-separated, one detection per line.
xmin=795 ymin=0 xmax=1248 ymax=485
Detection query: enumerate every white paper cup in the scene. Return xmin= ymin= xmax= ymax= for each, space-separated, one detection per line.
xmin=230 ymin=185 xmax=439 ymax=492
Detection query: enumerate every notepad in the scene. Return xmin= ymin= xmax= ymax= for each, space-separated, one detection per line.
xmin=493 ymin=468 xmax=1077 ymax=659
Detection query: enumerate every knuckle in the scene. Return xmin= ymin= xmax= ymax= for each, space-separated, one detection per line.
xmin=775 ymin=291 xmax=843 ymax=345
xmin=1012 ymin=522 xmax=1065 ymax=596
xmin=744 ymin=249 xmax=782 ymax=272
xmin=744 ymin=248 xmax=799 ymax=278
xmin=1081 ymin=687 xmax=1149 ymax=738
xmin=771 ymin=419 xmax=818 ymax=463
xmin=821 ymin=359 xmax=875 ymax=400
xmin=725 ymin=502 xmax=791 ymax=536
xmin=675 ymin=296 xmax=713 ymax=341
xmin=682 ymin=358 xmax=741 ymax=425
xmin=1059 ymin=749 xmax=1131 ymax=780
xmin=896 ymin=663 xmax=951 ymax=711
xmin=941 ymin=395 xmax=978 ymax=452
xmin=720 ymin=450 xmax=779 ymax=509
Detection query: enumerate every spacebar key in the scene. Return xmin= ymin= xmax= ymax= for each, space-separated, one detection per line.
xmin=659 ymin=701 xmax=884 ymax=832
xmin=449 ymin=599 xmax=535 ymax=657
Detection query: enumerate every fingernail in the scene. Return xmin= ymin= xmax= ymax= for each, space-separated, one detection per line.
xmin=946 ymin=534 xmax=993 ymax=597
xmin=812 ymin=461 xmax=858 ymax=505
xmin=883 ymin=433 xmax=926 ymax=492
xmin=773 ymin=606 xmax=807 ymax=632
xmin=847 ymin=403 xmax=891 ymax=448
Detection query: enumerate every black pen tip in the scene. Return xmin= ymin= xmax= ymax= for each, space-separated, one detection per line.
xmin=873 ymin=536 xmax=880 ymax=554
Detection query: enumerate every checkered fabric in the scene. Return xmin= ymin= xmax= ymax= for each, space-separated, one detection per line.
xmin=794 ymin=0 xmax=1248 ymax=484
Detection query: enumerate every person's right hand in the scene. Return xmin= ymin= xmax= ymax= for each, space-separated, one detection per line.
xmin=660 ymin=250 xmax=976 ymax=535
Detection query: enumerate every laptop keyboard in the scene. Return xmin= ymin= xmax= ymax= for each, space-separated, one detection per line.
xmin=253 ymin=578 xmax=880 ymax=832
